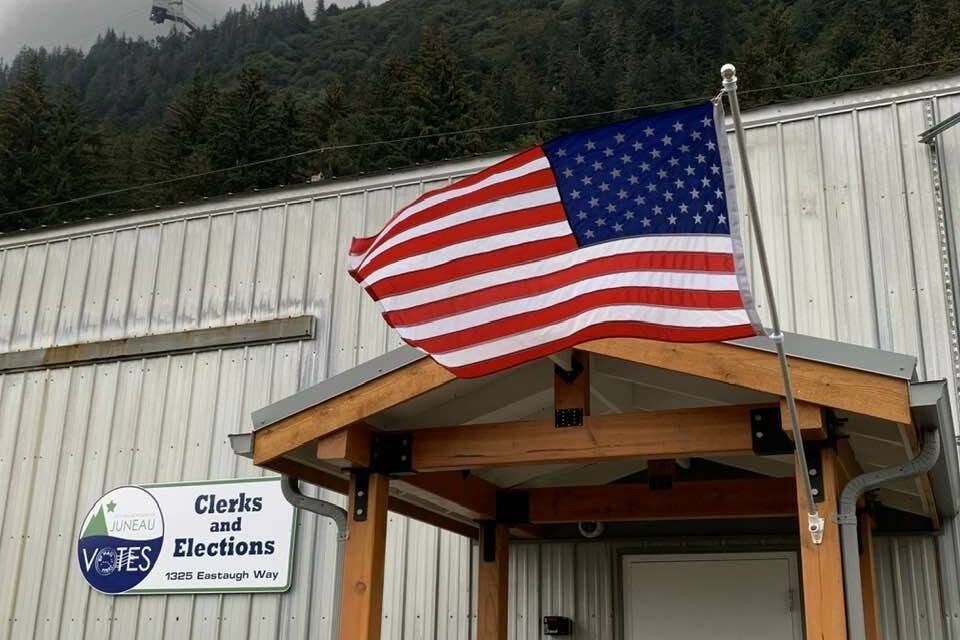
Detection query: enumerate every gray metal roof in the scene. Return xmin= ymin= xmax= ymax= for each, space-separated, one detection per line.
xmin=250 ymin=332 xmax=917 ymax=431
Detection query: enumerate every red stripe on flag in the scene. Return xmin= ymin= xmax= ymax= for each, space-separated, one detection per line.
xmin=361 ymin=170 xmax=558 ymax=260
xmin=363 ymin=235 xmax=579 ymax=299
xmin=444 ymin=321 xmax=756 ymax=378
xmin=384 ymin=251 xmax=737 ymax=327
xmin=404 ymin=287 xmax=748 ymax=353
xmin=355 ymin=203 xmax=568 ymax=281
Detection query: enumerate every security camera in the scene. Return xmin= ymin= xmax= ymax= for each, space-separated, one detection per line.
xmin=577 ymin=521 xmax=605 ymax=539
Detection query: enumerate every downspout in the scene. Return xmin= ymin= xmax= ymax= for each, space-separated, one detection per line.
xmin=838 ymin=428 xmax=941 ymax=640
xmin=281 ymin=475 xmax=349 ymax=637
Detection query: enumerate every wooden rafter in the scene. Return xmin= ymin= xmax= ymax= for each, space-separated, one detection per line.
xmin=578 ymin=338 xmax=911 ymax=424
xmin=259 ymin=457 xmax=479 ymax=539
xmin=251 ymin=338 xmax=912 ymax=467
xmin=254 ymin=357 xmax=455 ymax=464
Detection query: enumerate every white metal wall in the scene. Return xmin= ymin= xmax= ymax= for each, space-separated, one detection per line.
xmin=3 ymin=74 xmax=960 ymax=639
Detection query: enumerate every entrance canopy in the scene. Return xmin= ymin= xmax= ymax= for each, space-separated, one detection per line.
xmin=230 ymin=333 xmax=958 ymax=640
xmin=231 ymin=333 xmax=957 ymax=531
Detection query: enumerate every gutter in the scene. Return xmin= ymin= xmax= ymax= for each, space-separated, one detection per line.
xmin=838 ymin=427 xmax=940 ymax=640
xmin=839 ymin=378 xmax=957 ymax=640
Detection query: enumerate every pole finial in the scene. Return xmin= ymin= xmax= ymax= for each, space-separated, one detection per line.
xmin=721 ymin=63 xmax=737 ymax=89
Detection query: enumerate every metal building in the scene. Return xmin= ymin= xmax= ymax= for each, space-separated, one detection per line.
xmin=3 ymin=74 xmax=960 ymax=639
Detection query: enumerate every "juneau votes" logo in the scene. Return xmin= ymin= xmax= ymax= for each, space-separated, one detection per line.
xmin=77 ymin=486 xmax=164 ymax=594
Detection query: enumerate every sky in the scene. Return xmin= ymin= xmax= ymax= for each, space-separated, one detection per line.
xmin=0 ymin=0 xmax=388 ymax=62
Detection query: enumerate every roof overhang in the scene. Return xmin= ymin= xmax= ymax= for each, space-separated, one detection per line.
xmin=232 ymin=332 xmax=958 ymax=532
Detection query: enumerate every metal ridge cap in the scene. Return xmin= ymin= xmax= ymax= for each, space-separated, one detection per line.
xmin=728 ymin=332 xmax=916 ymax=380
xmin=251 ymin=345 xmax=427 ymax=431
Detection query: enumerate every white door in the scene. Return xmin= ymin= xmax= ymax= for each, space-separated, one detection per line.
xmin=622 ymin=552 xmax=803 ymax=640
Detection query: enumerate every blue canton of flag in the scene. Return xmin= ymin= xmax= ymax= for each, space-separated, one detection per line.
xmin=542 ymin=103 xmax=729 ymax=247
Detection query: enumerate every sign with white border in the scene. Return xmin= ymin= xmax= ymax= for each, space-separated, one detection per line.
xmin=77 ymin=477 xmax=296 ymax=594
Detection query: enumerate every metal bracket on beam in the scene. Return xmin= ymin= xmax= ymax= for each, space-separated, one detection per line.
xmin=369 ymin=432 xmax=413 ymax=475
xmin=496 ymin=491 xmax=530 ymax=525
xmin=481 ymin=521 xmax=497 ymax=562
xmin=750 ymin=407 xmax=794 ymax=455
xmin=352 ymin=470 xmax=370 ymax=522
xmin=805 ymin=445 xmax=826 ymax=504
xmin=554 ymin=357 xmax=584 ymax=383
xmin=555 ymin=408 xmax=584 ymax=428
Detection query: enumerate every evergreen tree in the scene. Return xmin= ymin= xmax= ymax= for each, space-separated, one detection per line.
xmin=210 ymin=66 xmax=291 ymax=191
xmin=36 ymin=86 xmax=102 ymax=223
xmin=0 ymin=56 xmax=53 ymax=226
xmin=399 ymin=28 xmax=489 ymax=163
xmin=150 ymin=71 xmax=220 ymax=199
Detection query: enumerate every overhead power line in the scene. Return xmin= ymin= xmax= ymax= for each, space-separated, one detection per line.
xmin=4 ymin=54 xmax=960 ymax=222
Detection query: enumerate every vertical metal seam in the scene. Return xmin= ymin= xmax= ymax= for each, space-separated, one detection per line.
xmin=27 ymin=368 xmax=74 ymax=638
xmin=852 ymin=108 xmax=884 ymax=348
xmin=192 ymin=215 xmax=213 ymax=330
xmin=322 ymin=195 xmax=343 ymax=380
xmin=170 ymin=220 xmax=189 ymax=333
xmin=274 ymin=204 xmax=289 ymax=318
xmin=124 ymin=357 xmax=152 ymax=639
xmin=776 ymin=121 xmax=798 ymax=329
xmin=220 ymin=212 xmax=239 ymax=324
xmin=300 ymin=200 xmax=316 ymax=317
xmin=96 ymin=232 xmax=118 ymax=342
xmin=813 ymin=114 xmax=841 ymax=339
xmin=52 ymin=365 xmax=97 ymax=639
xmin=25 ymin=243 xmax=50 ymax=350
xmin=893 ymin=101 xmax=931 ymax=374
xmin=48 ymin=239 xmax=71 ymax=347
xmin=247 ymin=207 xmax=265 ymax=325
xmin=145 ymin=223 xmax=164 ymax=335
xmin=120 ymin=227 xmax=141 ymax=336
xmin=4 ymin=371 xmax=51 ymax=639
xmin=6 ymin=245 xmax=28 ymax=350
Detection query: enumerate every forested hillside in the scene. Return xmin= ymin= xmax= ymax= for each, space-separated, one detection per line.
xmin=0 ymin=0 xmax=958 ymax=231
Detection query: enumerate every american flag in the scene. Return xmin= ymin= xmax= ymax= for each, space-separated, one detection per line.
xmin=348 ymin=102 xmax=761 ymax=378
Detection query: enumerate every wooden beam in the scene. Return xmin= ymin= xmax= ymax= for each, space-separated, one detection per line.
xmin=259 ymin=457 xmax=477 ymax=538
xmin=254 ymin=356 xmax=455 ymax=464
xmin=578 ymin=338 xmax=911 ymax=424
xmin=394 ymin=471 xmax=498 ymax=521
xmin=410 ymin=405 xmax=758 ymax=470
xmin=315 ymin=423 xmax=373 ymax=468
xmin=525 ymin=478 xmax=797 ymax=523
xmin=780 ymin=399 xmax=827 ymax=440
xmin=477 ymin=522 xmax=509 ymax=640
xmin=796 ymin=447 xmax=847 ymax=640
xmin=859 ymin=512 xmax=881 ymax=640
xmin=339 ymin=472 xmax=390 ymax=640
xmin=555 ymin=349 xmax=590 ymax=413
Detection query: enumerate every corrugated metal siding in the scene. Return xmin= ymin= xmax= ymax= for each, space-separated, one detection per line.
xmin=0 ymin=163 xmax=485 ymax=639
xmin=2 ymin=76 xmax=960 ymax=639
xmin=876 ymin=536 xmax=946 ymax=639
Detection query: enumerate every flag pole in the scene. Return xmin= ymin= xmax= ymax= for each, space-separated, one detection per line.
xmin=720 ymin=63 xmax=825 ymax=545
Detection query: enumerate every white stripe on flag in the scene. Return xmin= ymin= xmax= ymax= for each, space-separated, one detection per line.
xmin=430 ymin=304 xmax=752 ymax=368
xmin=377 ymin=234 xmax=735 ymax=312
xmin=396 ymin=270 xmax=742 ymax=338
xmin=359 ymin=219 xmax=572 ymax=288
xmin=357 ymin=187 xmax=561 ymax=268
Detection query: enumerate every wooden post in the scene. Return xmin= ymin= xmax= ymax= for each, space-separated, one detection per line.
xmin=796 ymin=446 xmax=847 ymax=640
xmin=339 ymin=471 xmax=390 ymax=640
xmin=477 ymin=522 xmax=509 ymax=640
xmin=859 ymin=512 xmax=881 ymax=640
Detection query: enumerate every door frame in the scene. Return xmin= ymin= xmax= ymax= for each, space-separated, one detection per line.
xmin=619 ymin=551 xmax=804 ymax=640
